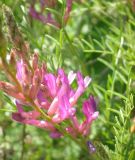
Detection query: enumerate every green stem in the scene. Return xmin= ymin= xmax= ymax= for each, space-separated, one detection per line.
xmin=107 ymin=36 xmax=124 ymax=121
xmin=56 ymin=29 xmax=63 ymax=69
xmin=3 ymin=126 xmax=7 ymax=160
xmin=110 ymin=36 xmax=124 ymax=99
xmin=20 ymin=125 xmax=26 ymax=160
xmin=63 ymin=29 xmax=87 ymax=74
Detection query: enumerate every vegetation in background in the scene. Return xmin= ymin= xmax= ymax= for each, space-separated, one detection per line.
xmin=0 ymin=0 xmax=135 ymax=160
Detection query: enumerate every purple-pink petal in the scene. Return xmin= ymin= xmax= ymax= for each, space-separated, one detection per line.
xmin=16 ymin=101 xmax=23 ymax=113
xmin=12 ymin=112 xmax=25 ymax=122
xmin=44 ymin=73 xmax=57 ymax=97
xmin=16 ymin=61 xmax=23 ymax=81
xmin=12 ymin=112 xmax=55 ymax=131
xmin=58 ymin=95 xmax=70 ymax=120
xmin=82 ymin=96 xmax=98 ymax=122
xmin=50 ymin=131 xmax=62 ymax=139
xmin=68 ymin=71 xmax=76 ymax=84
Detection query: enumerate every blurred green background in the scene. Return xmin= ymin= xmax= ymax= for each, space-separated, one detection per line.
xmin=0 ymin=0 xmax=135 ymax=159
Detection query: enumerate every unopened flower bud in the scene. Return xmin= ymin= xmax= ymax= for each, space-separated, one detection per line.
xmin=32 ymin=53 xmax=38 ymax=70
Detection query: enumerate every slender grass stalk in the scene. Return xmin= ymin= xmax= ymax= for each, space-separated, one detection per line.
xmin=20 ymin=125 xmax=26 ymax=160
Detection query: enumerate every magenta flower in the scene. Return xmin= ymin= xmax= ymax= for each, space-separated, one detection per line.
xmin=82 ymin=96 xmax=99 ymax=123
xmin=12 ymin=101 xmax=55 ymax=131
xmin=29 ymin=0 xmax=73 ymax=28
xmin=0 ymin=49 xmax=98 ymax=139
xmin=0 ymin=5 xmax=99 ymax=152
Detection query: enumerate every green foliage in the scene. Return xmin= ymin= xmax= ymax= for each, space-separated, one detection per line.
xmin=0 ymin=0 xmax=135 ymax=160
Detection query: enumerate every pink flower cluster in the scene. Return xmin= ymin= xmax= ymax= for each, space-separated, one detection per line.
xmin=29 ymin=0 xmax=72 ymax=28
xmin=0 ymin=50 xmax=98 ymax=138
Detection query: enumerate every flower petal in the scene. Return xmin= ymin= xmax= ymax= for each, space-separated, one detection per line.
xmin=68 ymin=71 xmax=76 ymax=84
xmin=44 ymin=73 xmax=57 ymax=97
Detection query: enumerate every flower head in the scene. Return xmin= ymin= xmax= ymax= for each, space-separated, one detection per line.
xmin=0 ymin=47 xmax=98 ymax=139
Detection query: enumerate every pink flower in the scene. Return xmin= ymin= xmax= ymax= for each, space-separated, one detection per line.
xmin=44 ymin=73 xmax=57 ymax=97
xmin=50 ymin=131 xmax=62 ymax=138
xmin=29 ymin=0 xmax=73 ymax=28
xmin=12 ymin=101 xmax=55 ymax=131
xmin=79 ymin=96 xmax=99 ymax=135
xmin=82 ymin=96 xmax=99 ymax=123
xmin=70 ymin=72 xmax=91 ymax=106
xmin=0 ymin=49 xmax=98 ymax=139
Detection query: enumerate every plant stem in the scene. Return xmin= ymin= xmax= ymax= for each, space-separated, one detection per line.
xmin=3 ymin=127 xmax=6 ymax=160
xmin=20 ymin=125 xmax=26 ymax=160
